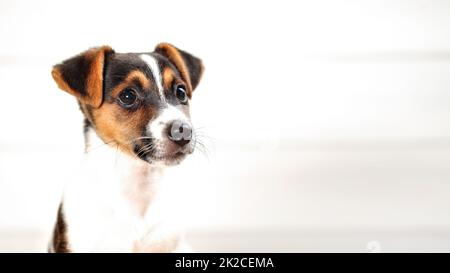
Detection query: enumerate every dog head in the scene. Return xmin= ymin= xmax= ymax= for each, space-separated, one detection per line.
xmin=52 ymin=43 xmax=204 ymax=165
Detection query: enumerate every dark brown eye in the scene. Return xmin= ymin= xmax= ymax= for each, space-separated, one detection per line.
xmin=175 ymin=84 xmax=188 ymax=103
xmin=118 ymin=88 xmax=138 ymax=106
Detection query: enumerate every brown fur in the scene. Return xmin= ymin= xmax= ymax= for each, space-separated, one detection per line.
xmin=50 ymin=204 xmax=70 ymax=253
xmin=110 ymin=70 xmax=151 ymax=97
xmin=91 ymin=102 xmax=156 ymax=157
xmin=88 ymin=68 xmax=157 ymax=157
xmin=51 ymin=68 xmax=79 ymax=102
xmin=156 ymin=43 xmax=194 ymax=95
xmin=51 ymin=46 xmax=113 ymax=108
xmin=85 ymin=46 xmax=113 ymax=107
xmin=162 ymin=67 xmax=177 ymax=96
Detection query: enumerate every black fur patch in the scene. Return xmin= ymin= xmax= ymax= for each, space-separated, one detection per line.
xmin=49 ymin=203 xmax=69 ymax=253
xmin=54 ymin=53 xmax=93 ymax=98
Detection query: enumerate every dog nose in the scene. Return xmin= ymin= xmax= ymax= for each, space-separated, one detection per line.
xmin=167 ymin=120 xmax=192 ymax=147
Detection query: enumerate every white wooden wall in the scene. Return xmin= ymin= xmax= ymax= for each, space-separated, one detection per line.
xmin=1 ymin=0 xmax=450 ymax=251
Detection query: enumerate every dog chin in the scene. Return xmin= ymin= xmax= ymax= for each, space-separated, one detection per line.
xmin=162 ymin=152 xmax=188 ymax=166
xmin=146 ymin=151 xmax=188 ymax=166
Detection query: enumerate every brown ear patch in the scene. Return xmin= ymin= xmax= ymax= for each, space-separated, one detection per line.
xmin=51 ymin=68 xmax=79 ymax=100
xmin=51 ymin=46 xmax=114 ymax=108
xmin=155 ymin=43 xmax=204 ymax=93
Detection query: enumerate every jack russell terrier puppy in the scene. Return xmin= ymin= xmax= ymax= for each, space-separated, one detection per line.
xmin=49 ymin=43 xmax=204 ymax=252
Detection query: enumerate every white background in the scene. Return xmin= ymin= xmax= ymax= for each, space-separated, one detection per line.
xmin=1 ymin=0 xmax=450 ymax=252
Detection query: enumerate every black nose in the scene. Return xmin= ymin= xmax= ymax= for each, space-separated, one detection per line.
xmin=167 ymin=120 xmax=192 ymax=147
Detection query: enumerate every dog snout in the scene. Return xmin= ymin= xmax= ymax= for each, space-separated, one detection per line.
xmin=167 ymin=120 xmax=192 ymax=147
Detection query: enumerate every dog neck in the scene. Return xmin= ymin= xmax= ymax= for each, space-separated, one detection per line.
xmin=59 ymin=121 xmax=184 ymax=252
xmin=80 ymin=121 xmax=165 ymax=217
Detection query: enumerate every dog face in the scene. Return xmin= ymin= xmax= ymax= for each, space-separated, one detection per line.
xmin=52 ymin=44 xmax=204 ymax=165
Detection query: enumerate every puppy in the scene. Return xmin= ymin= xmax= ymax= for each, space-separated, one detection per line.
xmin=49 ymin=43 xmax=203 ymax=252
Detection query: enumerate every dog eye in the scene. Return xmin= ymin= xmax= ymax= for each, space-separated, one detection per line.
xmin=175 ymin=84 xmax=188 ymax=103
xmin=118 ymin=88 xmax=138 ymax=107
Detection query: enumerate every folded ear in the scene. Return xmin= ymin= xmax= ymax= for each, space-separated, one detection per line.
xmin=51 ymin=46 xmax=114 ymax=108
xmin=155 ymin=43 xmax=204 ymax=92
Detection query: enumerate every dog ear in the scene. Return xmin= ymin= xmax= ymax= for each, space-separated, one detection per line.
xmin=155 ymin=43 xmax=204 ymax=92
xmin=51 ymin=46 xmax=114 ymax=108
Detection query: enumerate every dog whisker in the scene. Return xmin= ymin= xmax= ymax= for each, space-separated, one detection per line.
xmin=192 ymin=131 xmax=211 ymax=160
xmin=136 ymin=142 xmax=156 ymax=158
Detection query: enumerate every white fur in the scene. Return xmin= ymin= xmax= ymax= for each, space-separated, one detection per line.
xmin=140 ymin=54 xmax=165 ymax=102
xmin=61 ymin=129 xmax=189 ymax=252
xmin=59 ymin=56 xmax=194 ymax=252
xmin=147 ymin=105 xmax=194 ymax=157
